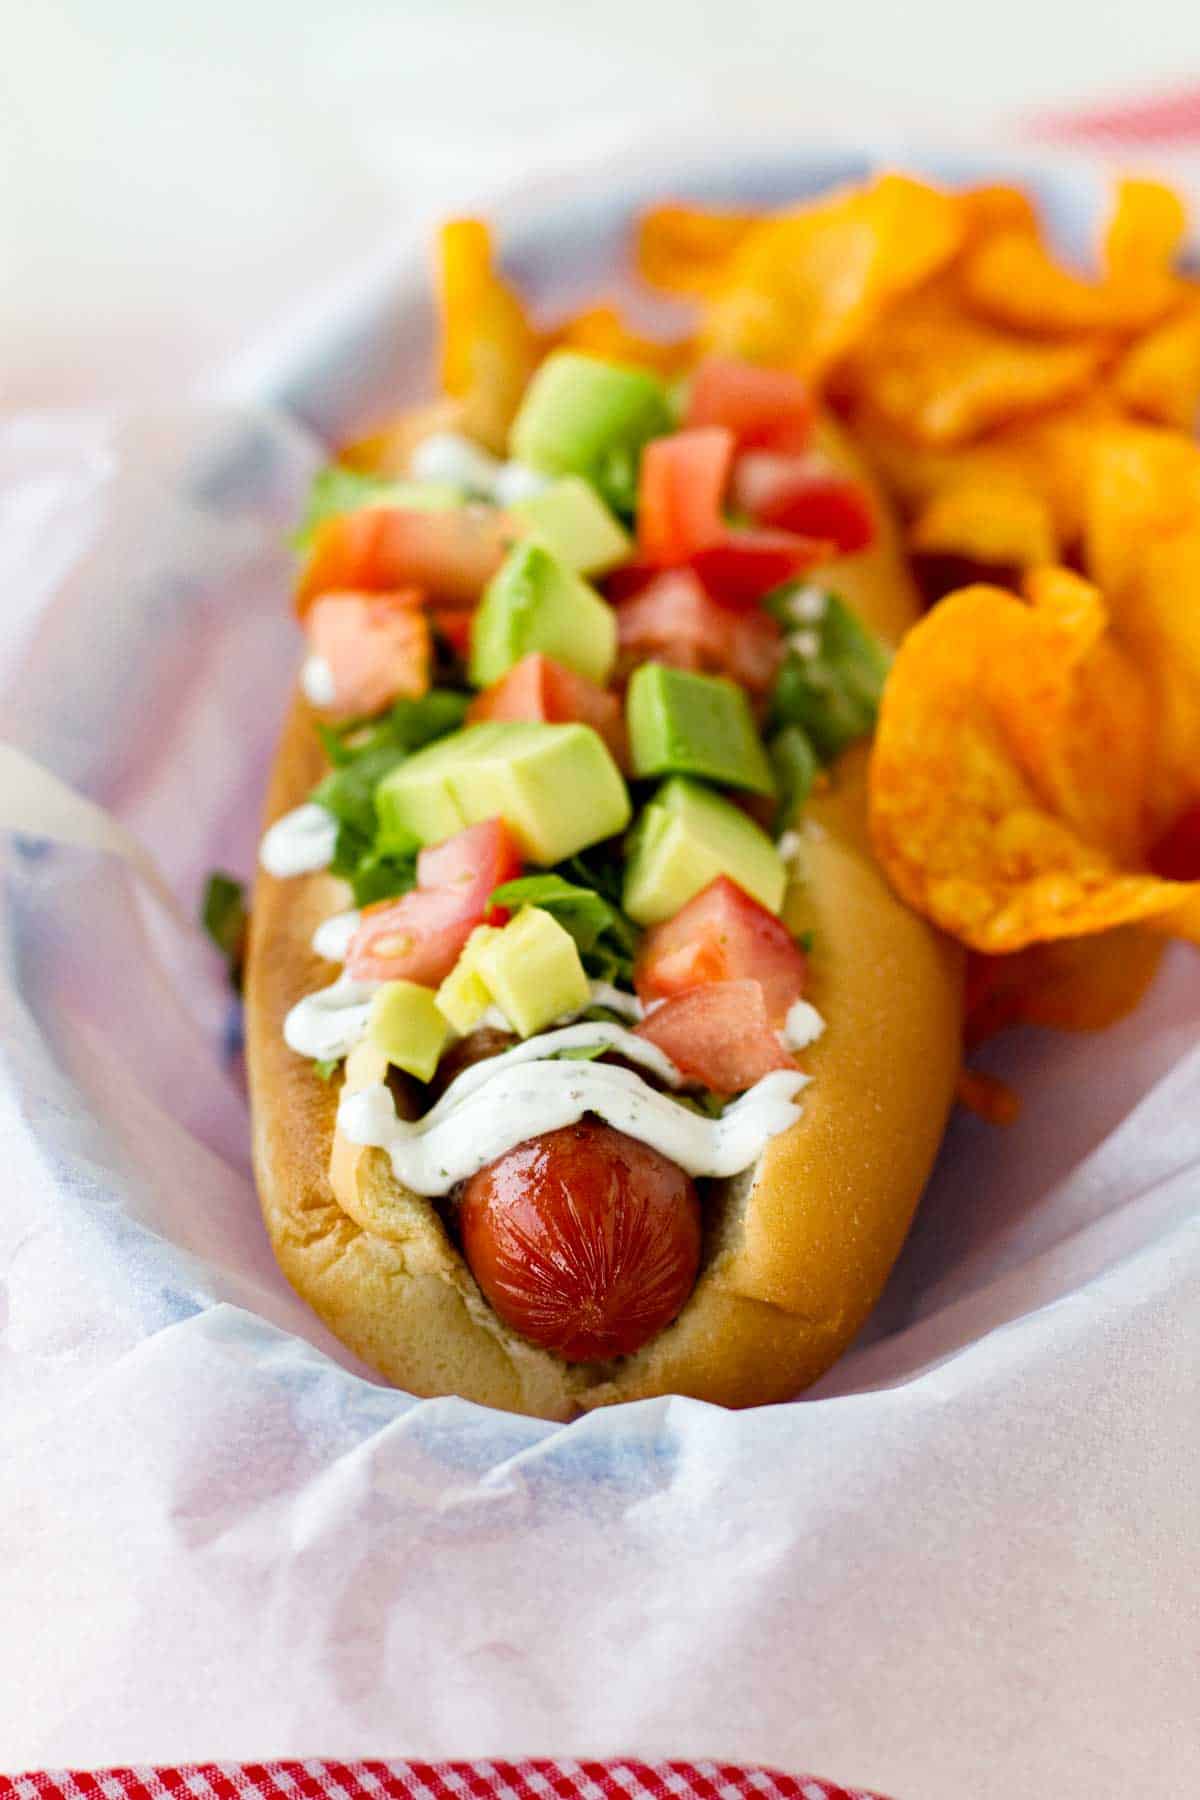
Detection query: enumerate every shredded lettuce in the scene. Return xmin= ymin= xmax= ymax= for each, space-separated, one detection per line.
xmin=311 ymin=689 xmax=467 ymax=905
xmin=489 ymin=869 xmax=639 ymax=985
xmin=200 ymin=871 xmax=247 ymax=988
xmin=766 ymin=588 xmax=891 ymax=762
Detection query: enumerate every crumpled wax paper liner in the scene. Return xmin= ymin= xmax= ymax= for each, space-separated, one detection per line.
xmin=1 ymin=394 xmax=1198 ymax=1800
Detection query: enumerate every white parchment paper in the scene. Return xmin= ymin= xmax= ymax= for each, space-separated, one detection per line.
xmin=1 ymin=401 xmax=1199 ymax=1799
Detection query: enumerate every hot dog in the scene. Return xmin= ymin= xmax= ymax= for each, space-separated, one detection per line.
xmin=243 ymin=316 xmax=962 ymax=1418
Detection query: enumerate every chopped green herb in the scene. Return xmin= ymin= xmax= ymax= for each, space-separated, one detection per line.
xmin=766 ymin=588 xmax=891 ymax=762
xmin=794 ymin=928 xmax=815 ymax=954
xmin=768 ymin=724 xmax=820 ymax=836
xmin=312 ymin=690 xmax=467 ymax=904
xmin=546 ymin=1042 xmax=610 ymax=1063
xmin=201 ymin=871 xmax=247 ymax=988
xmin=312 ymin=1057 xmax=340 ymax=1082
xmin=673 ymin=1089 xmax=727 ymax=1119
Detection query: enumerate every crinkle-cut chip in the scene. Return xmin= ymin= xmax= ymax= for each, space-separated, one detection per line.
xmin=845 ymin=283 xmax=1104 ymax=446
xmin=964 ymin=927 xmax=1165 ymax=1046
xmin=698 ymin=175 xmax=966 ymax=379
xmin=851 ymin=396 xmax=1119 ymax=546
xmin=961 ymin=229 xmax=1178 ymax=336
xmin=957 ymin=183 xmax=1039 ymax=243
xmin=868 ymin=578 xmax=1200 ymax=953
xmin=635 ymin=202 xmax=761 ymax=296
xmin=553 ymin=304 xmax=694 ymax=374
xmin=1083 ymin=422 xmax=1200 ymax=601
xmin=909 ymin=481 xmax=1058 ymax=566
xmin=1111 ymin=524 xmax=1200 ymax=832
xmin=1104 ymin=176 xmax=1188 ymax=281
xmin=1113 ymin=302 xmax=1200 ymax=431
xmin=437 ymin=218 xmax=541 ymax=452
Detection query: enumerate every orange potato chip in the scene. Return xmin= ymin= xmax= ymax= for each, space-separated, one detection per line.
xmin=868 ymin=574 xmax=1200 ymax=953
xmin=636 ymin=202 xmax=761 ymax=296
xmin=957 ymin=183 xmax=1040 ymax=244
xmin=1104 ymin=176 xmax=1188 ymax=281
xmin=553 ymin=303 xmax=693 ymax=374
xmin=698 ymin=174 xmax=966 ymax=379
xmin=964 ymin=926 xmax=1165 ymax=1046
xmin=845 ymin=281 xmax=1104 ymax=445
xmin=437 ymin=218 xmax=541 ymax=452
xmin=1083 ymin=421 xmax=1200 ymax=599
xmin=1112 ymin=300 xmax=1200 ymax=431
xmin=961 ymin=229 xmax=1177 ymax=336
xmin=909 ymin=481 xmax=1059 ymax=567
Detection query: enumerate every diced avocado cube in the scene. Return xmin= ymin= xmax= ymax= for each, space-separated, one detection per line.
xmin=375 ymin=721 xmax=630 ymax=864
xmin=769 ymin=724 xmax=820 ymax=834
xmin=622 ymin=776 xmax=787 ymax=924
xmin=435 ymin=925 xmax=504 ymax=1034
xmin=626 ymin=663 xmax=775 ymax=795
xmin=509 ymin=351 xmax=674 ymax=513
xmin=367 ymin=980 xmax=449 ymax=1083
xmin=767 ymin=589 xmax=892 ymax=762
xmin=469 ymin=541 xmax=617 ymax=688
xmin=374 ymin=745 xmax=469 ymax=854
xmin=508 ymin=475 xmax=633 ymax=576
xmin=474 ymin=907 xmax=590 ymax=1037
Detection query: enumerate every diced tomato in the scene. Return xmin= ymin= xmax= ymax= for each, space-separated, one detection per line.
xmin=414 ymin=818 xmax=521 ymax=913
xmin=296 ymin=505 xmax=518 ymax=615
xmin=688 ymin=528 xmax=832 ymax=608
xmin=685 ymin=356 xmax=815 ymax=455
xmin=1149 ymin=801 xmax=1200 ymax=880
xmin=635 ymin=979 xmax=797 ymax=1094
xmin=346 ymin=818 xmax=521 ymax=984
xmin=467 ymin=652 xmax=628 ymax=767
xmin=733 ymin=450 xmax=876 ymax=554
xmin=637 ymin=427 xmax=734 ymax=564
xmin=306 ymin=590 xmax=430 ymax=718
xmin=430 ymin=608 xmax=473 ymax=656
xmin=615 ymin=570 xmax=784 ymax=695
xmin=634 ymin=876 xmax=808 ymax=1024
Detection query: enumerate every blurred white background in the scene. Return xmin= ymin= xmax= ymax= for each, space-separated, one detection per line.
xmin=2 ymin=0 xmax=1198 ymax=408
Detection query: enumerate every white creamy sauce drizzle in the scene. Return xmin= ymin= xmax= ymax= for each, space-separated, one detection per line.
xmin=339 ymin=1022 xmax=809 ymax=1195
xmin=260 ymin=803 xmax=338 ymax=878
xmin=491 ymin=460 xmax=552 ymax=506
xmin=780 ymin=998 xmax=825 ymax=1052
xmin=300 ymin=653 xmax=337 ymax=708
xmin=407 ymin=431 xmax=550 ymax=510
xmin=787 ymin=628 xmax=821 ymax=661
xmin=409 ymin=430 xmax=502 ymax=496
xmin=312 ymin=909 xmax=361 ymax=962
xmin=284 ymin=974 xmax=381 ymax=1061
xmin=781 ymin=584 xmax=828 ymax=625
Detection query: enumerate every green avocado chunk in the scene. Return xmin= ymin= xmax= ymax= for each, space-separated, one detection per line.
xmin=622 ymin=776 xmax=787 ymax=925
xmin=626 ymin=662 xmax=775 ymax=795
xmin=469 ymin=541 xmax=617 ymax=689
xmin=473 ymin=906 xmax=591 ymax=1038
xmin=508 ymin=475 xmax=633 ymax=576
xmin=375 ymin=721 xmax=631 ymax=865
xmin=508 ymin=351 xmax=674 ymax=513
xmin=368 ymin=980 xmax=449 ymax=1083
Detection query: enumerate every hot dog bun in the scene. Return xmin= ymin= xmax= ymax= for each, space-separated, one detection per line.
xmin=245 ymin=413 xmax=963 ymax=1420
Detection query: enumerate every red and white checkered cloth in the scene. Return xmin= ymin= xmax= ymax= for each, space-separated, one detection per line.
xmin=0 ymin=1766 xmax=882 ymax=1800
xmin=7 ymin=79 xmax=1198 ymax=1800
